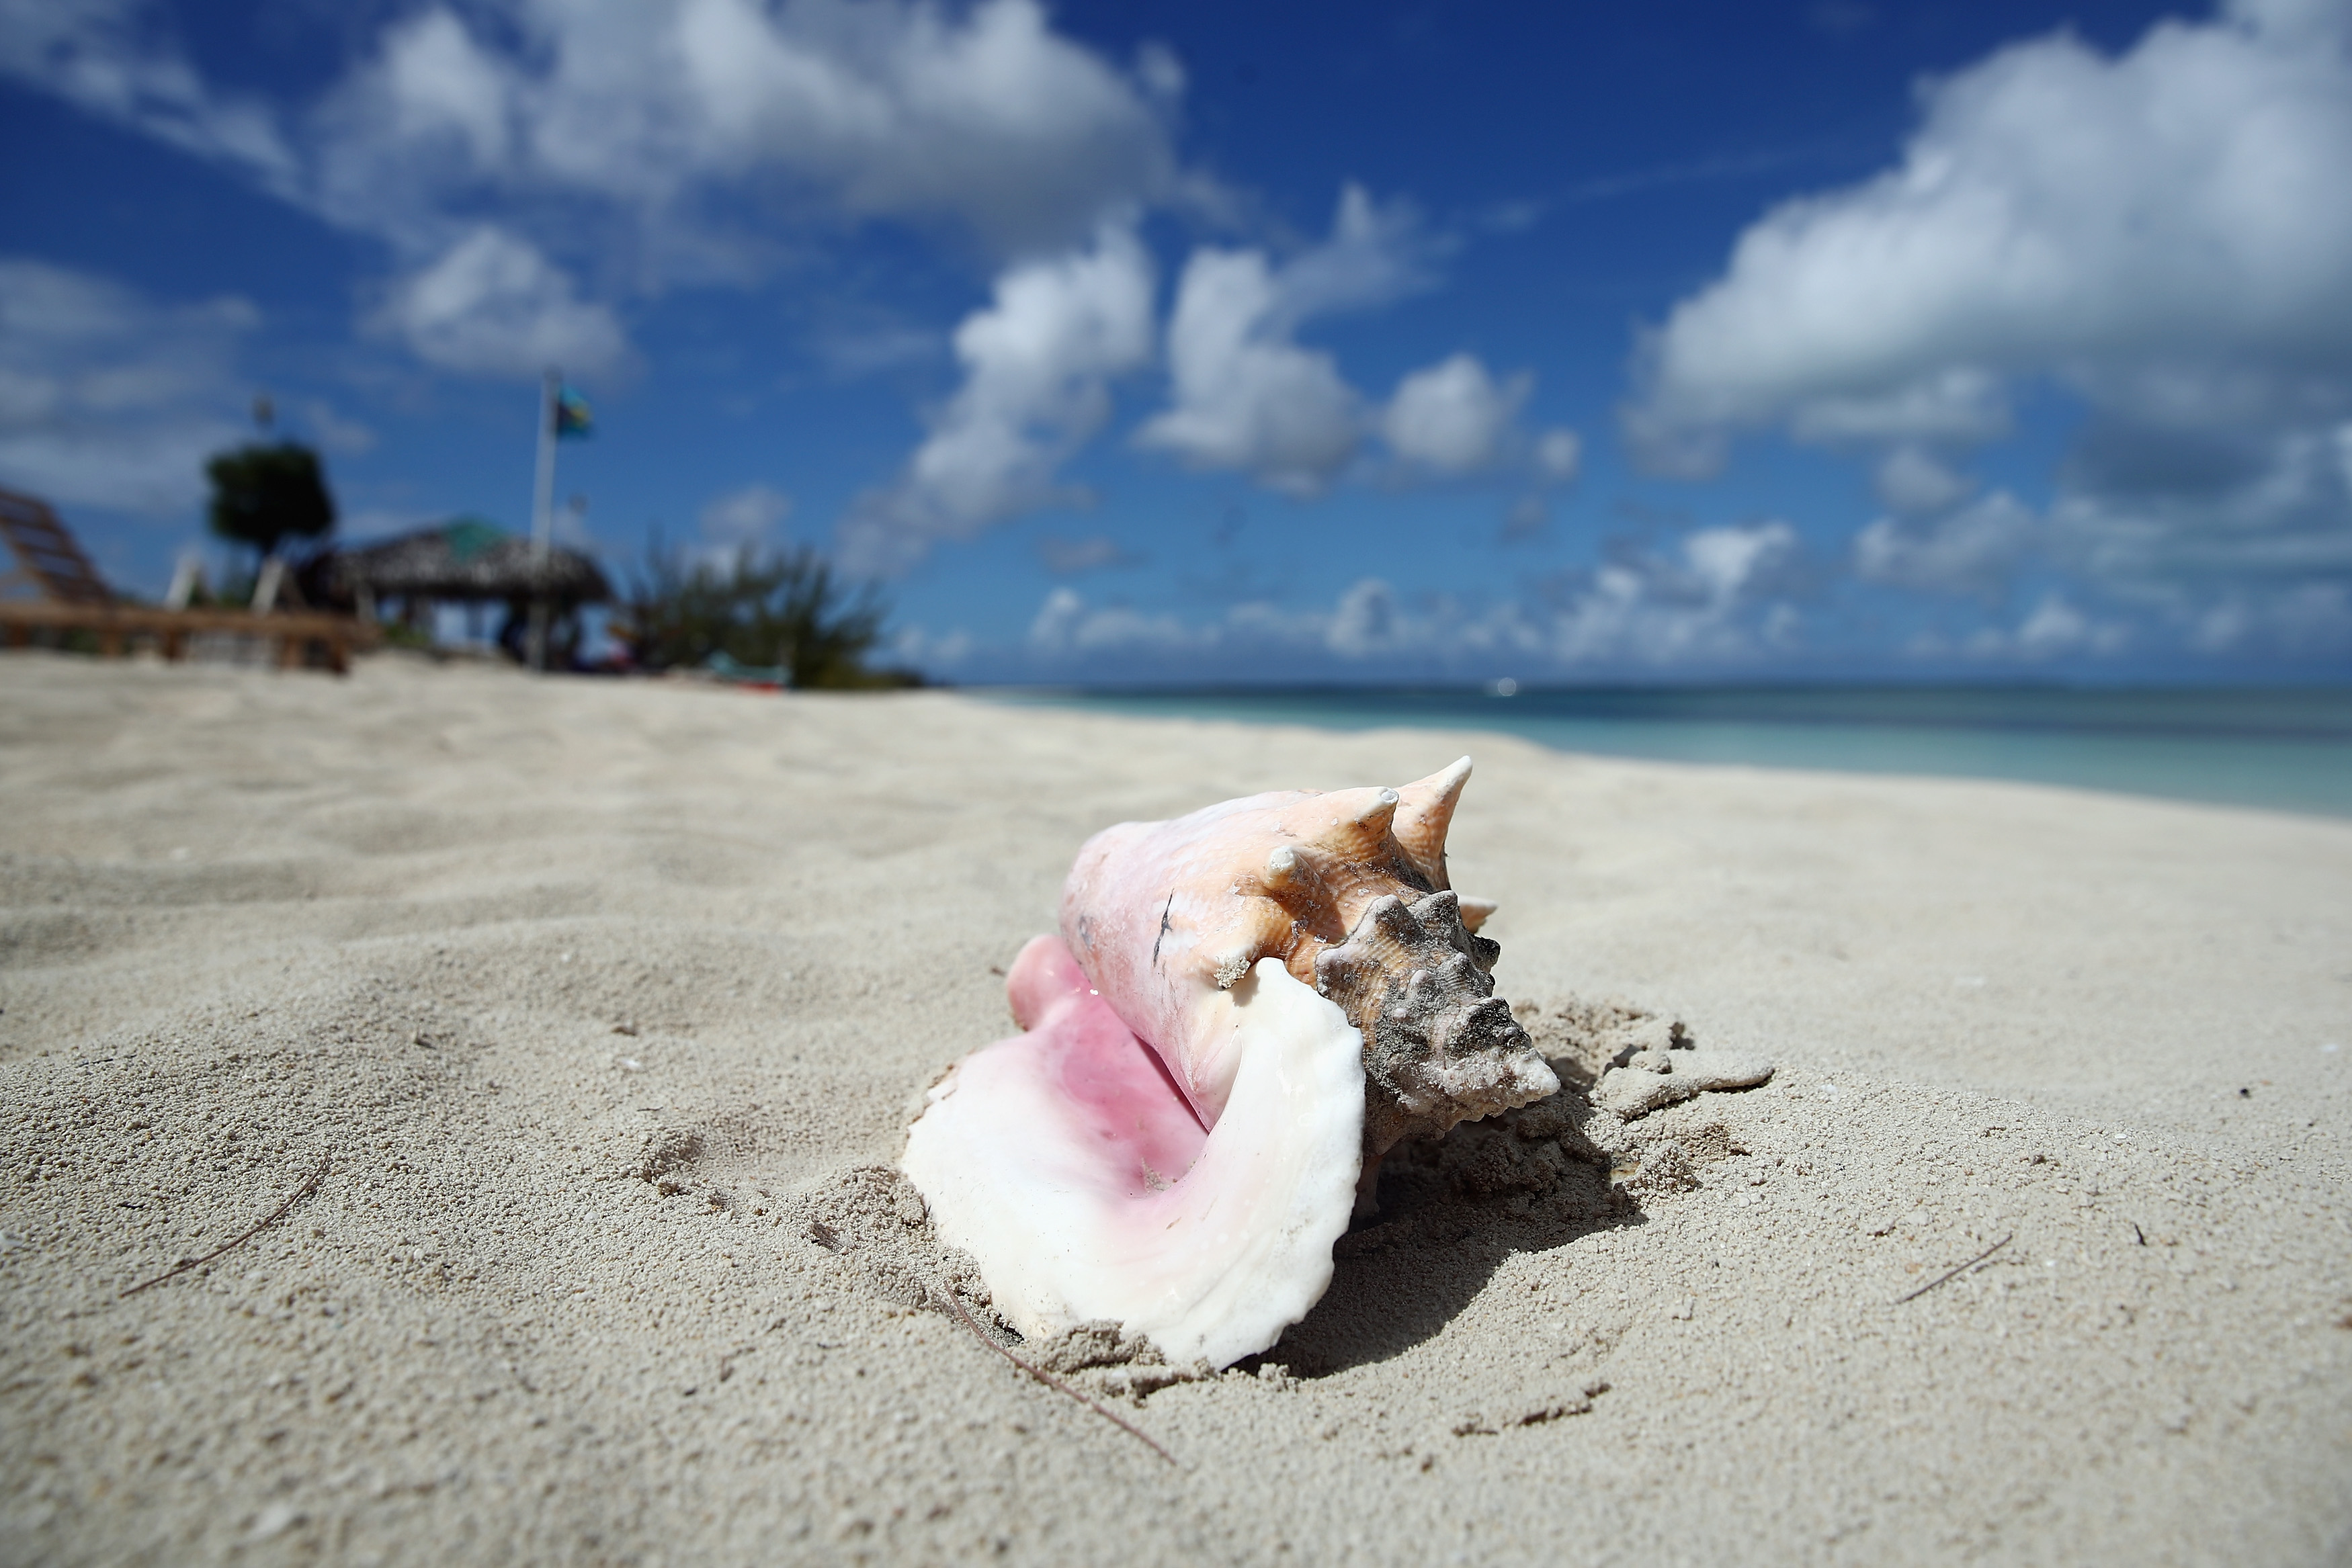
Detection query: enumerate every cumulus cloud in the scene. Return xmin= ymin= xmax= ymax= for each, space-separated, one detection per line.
xmin=1542 ymin=523 xmax=1805 ymax=665
xmin=0 ymin=257 xmax=254 ymax=515
xmin=2188 ymin=580 xmax=2352 ymax=654
xmin=3 ymin=0 xmax=1183 ymax=381
xmin=308 ymin=0 xmax=1177 ymax=258
xmin=1382 ymin=354 xmax=1528 ymax=474
xmin=1956 ymin=593 xmax=2132 ymax=661
xmin=702 ymin=481 xmax=793 ymax=539
xmin=1631 ymin=0 xmax=2352 ymax=628
xmin=1873 ymin=444 xmax=1973 ymax=515
xmin=839 ymin=222 xmax=1154 ymax=574
xmin=1632 ymin=3 xmax=2352 ymax=441
xmin=1861 ymin=473 xmax=2352 ymax=657
xmin=1136 ymin=186 xmax=1431 ymax=493
xmin=1136 ymin=249 xmax=1360 ymax=490
xmin=1027 ymin=584 xmax=1198 ymax=654
xmin=1854 ymin=490 xmax=2038 ymax=597
xmin=1019 ymin=520 xmax=1806 ymax=674
xmin=1377 ymin=354 xmax=1584 ymax=503
xmin=373 ymin=228 xmax=630 ymax=378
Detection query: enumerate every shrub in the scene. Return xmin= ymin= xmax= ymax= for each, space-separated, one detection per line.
xmin=614 ymin=536 xmax=916 ymax=689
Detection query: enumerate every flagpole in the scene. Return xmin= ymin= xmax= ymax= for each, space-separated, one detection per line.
xmin=528 ymin=367 xmax=557 ymax=672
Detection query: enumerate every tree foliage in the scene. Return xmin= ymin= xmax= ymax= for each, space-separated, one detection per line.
xmin=615 ymin=536 xmax=913 ymax=689
xmin=204 ymin=441 xmax=337 ymax=558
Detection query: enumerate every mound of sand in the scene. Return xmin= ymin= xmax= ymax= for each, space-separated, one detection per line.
xmin=2 ymin=653 xmax=2347 ymax=1565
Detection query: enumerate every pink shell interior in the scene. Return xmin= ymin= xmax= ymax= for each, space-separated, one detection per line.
xmin=1002 ymin=933 xmax=1207 ymax=1200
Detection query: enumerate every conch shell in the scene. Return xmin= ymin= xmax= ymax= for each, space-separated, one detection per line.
xmin=902 ymin=760 xmax=1556 ymax=1368
xmin=1062 ymin=756 xmax=1556 ymax=1161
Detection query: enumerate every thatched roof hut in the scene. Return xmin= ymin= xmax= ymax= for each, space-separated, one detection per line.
xmin=329 ymin=519 xmax=612 ymax=605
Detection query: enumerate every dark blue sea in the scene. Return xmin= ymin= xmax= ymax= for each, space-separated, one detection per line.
xmin=990 ymin=686 xmax=2352 ymax=819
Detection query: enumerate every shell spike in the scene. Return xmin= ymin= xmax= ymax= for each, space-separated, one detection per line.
xmin=1391 ymin=757 xmax=1472 ymax=885
xmin=1312 ymin=787 xmax=1402 ymax=859
xmin=1259 ymin=842 xmax=1314 ymax=902
xmin=1200 ymin=903 xmax=1292 ymax=990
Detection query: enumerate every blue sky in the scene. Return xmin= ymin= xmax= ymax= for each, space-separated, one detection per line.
xmin=4 ymin=0 xmax=2349 ymax=682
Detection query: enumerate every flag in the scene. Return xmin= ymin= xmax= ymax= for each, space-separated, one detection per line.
xmin=552 ymin=385 xmax=594 ymax=438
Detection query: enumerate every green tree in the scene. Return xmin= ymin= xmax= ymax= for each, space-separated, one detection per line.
xmin=204 ymin=441 xmax=336 ymax=560
xmin=617 ymin=535 xmax=914 ymax=689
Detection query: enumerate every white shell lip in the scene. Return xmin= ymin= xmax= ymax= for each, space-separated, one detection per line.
xmin=902 ymin=940 xmax=1363 ymax=1369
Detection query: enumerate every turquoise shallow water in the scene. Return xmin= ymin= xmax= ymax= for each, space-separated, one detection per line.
xmin=988 ymin=686 xmax=2352 ymax=819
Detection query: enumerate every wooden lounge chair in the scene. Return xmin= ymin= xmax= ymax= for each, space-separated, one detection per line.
xmin=0 ymin=488 xmax=373 ymax=672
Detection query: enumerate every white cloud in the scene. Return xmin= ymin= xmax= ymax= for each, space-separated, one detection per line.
xmin=0 ymin=0 xmax=294 ymax=187
xmin=702 ymin=481 xmax=794 ymax=539
xmin=300 ymin=399 xmax=377 ymax=456
xmin=1685 ymin=523 xmax=1793 ymax=602
xmin=1627 ymin=0 xmax=2352 ymax=619
xmin=891 ymin=622 xmax=974 ymax=667
xmin=373 ymin=228 xmax=629 ymax=378
xmin=1027 ymin=584 xmax=1198 ymax=654
xmin=1036 ymin=533 xmax=1139 ymax=574
xmin=1534 ymin=427 xmax=1583 ymax=484
xmin=693 ymin=481 xmax=793 ymax=567
xmin=1263 ymin=185 xmax=1436 ymax=320
xmin=1873 ymin=444 xmax=1973 ymax=514
xmin=1964 ymin=593 xmax=2131 ymax=660
xmin=2052 ymin=418 xmax=2352 ymax=585
xmin=310 ymin=0 xmax=1179 ymax=258
xmin=1545 ymin=522 xmax=1804 ymax=665
xmin=1325 ymin=578 xmax=1404 ymax=658
xmin=1019 ymin=521 xmax=1804 ymax=673
xmin=1861 ymin=463 xmax=2352 ymax=658
xmin=1136 ymin=186 xmax=1430 ymax=493
xmin=839 ymin=221 xmax=1154 ymax=574
xmin=1634 ymin=4 xmax=2352 ymax=437
xmin=2189 ymin=581 xmax=2352 ymax=653
xmin=1783 ymin=367 xmax=2011 ymax=448
xmin=1135 ymin=247 xmax=1361 ymax=491
xmin=0 ymin=257 xmax=253 ymax=516
xmin=1854 ymin=490 xmax=2038 ymax=597
xmin=1382 ymin=353 xmax=1528 ymax=474
xmin=3 ymin=0 xmax=1182 ymax=384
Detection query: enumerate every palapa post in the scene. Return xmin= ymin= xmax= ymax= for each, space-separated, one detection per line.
xmin=527 ymin=370 xmax=558 ymax=671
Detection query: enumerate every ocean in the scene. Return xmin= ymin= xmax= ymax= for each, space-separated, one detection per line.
xmin=990 ymin=685 xmax=2352 ymax=819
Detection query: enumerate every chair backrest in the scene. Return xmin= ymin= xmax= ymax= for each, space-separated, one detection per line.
xmin=0 ymin=488 xmax=112 ymax=605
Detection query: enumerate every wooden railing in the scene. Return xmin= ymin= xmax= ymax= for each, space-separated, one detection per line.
xmin=0 ymin=601 xmax=378 ymax=673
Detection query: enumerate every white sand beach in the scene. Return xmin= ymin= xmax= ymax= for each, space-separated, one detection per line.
xmin=3 ymin=652 xmax=2348 ymax=1566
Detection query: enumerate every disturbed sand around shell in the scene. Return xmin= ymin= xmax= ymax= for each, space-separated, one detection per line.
xmin=2 ymin=652 xmax=2349 ymax=1566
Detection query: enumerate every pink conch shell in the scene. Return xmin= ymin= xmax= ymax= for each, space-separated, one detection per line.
xmin=1061 ymin=756 xmax=1557 ymax=1158
xmin=901 ymin=934 xmax=1363 ymax=1368
xmin=901 ymin=760 xmax=1554 ymax=1368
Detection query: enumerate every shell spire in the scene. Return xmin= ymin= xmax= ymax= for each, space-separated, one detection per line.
xmin=1389 ymin=756 xmax=1471 ymax=887
xmin=1310 ymin=887 xmax=1548 ymax=1156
